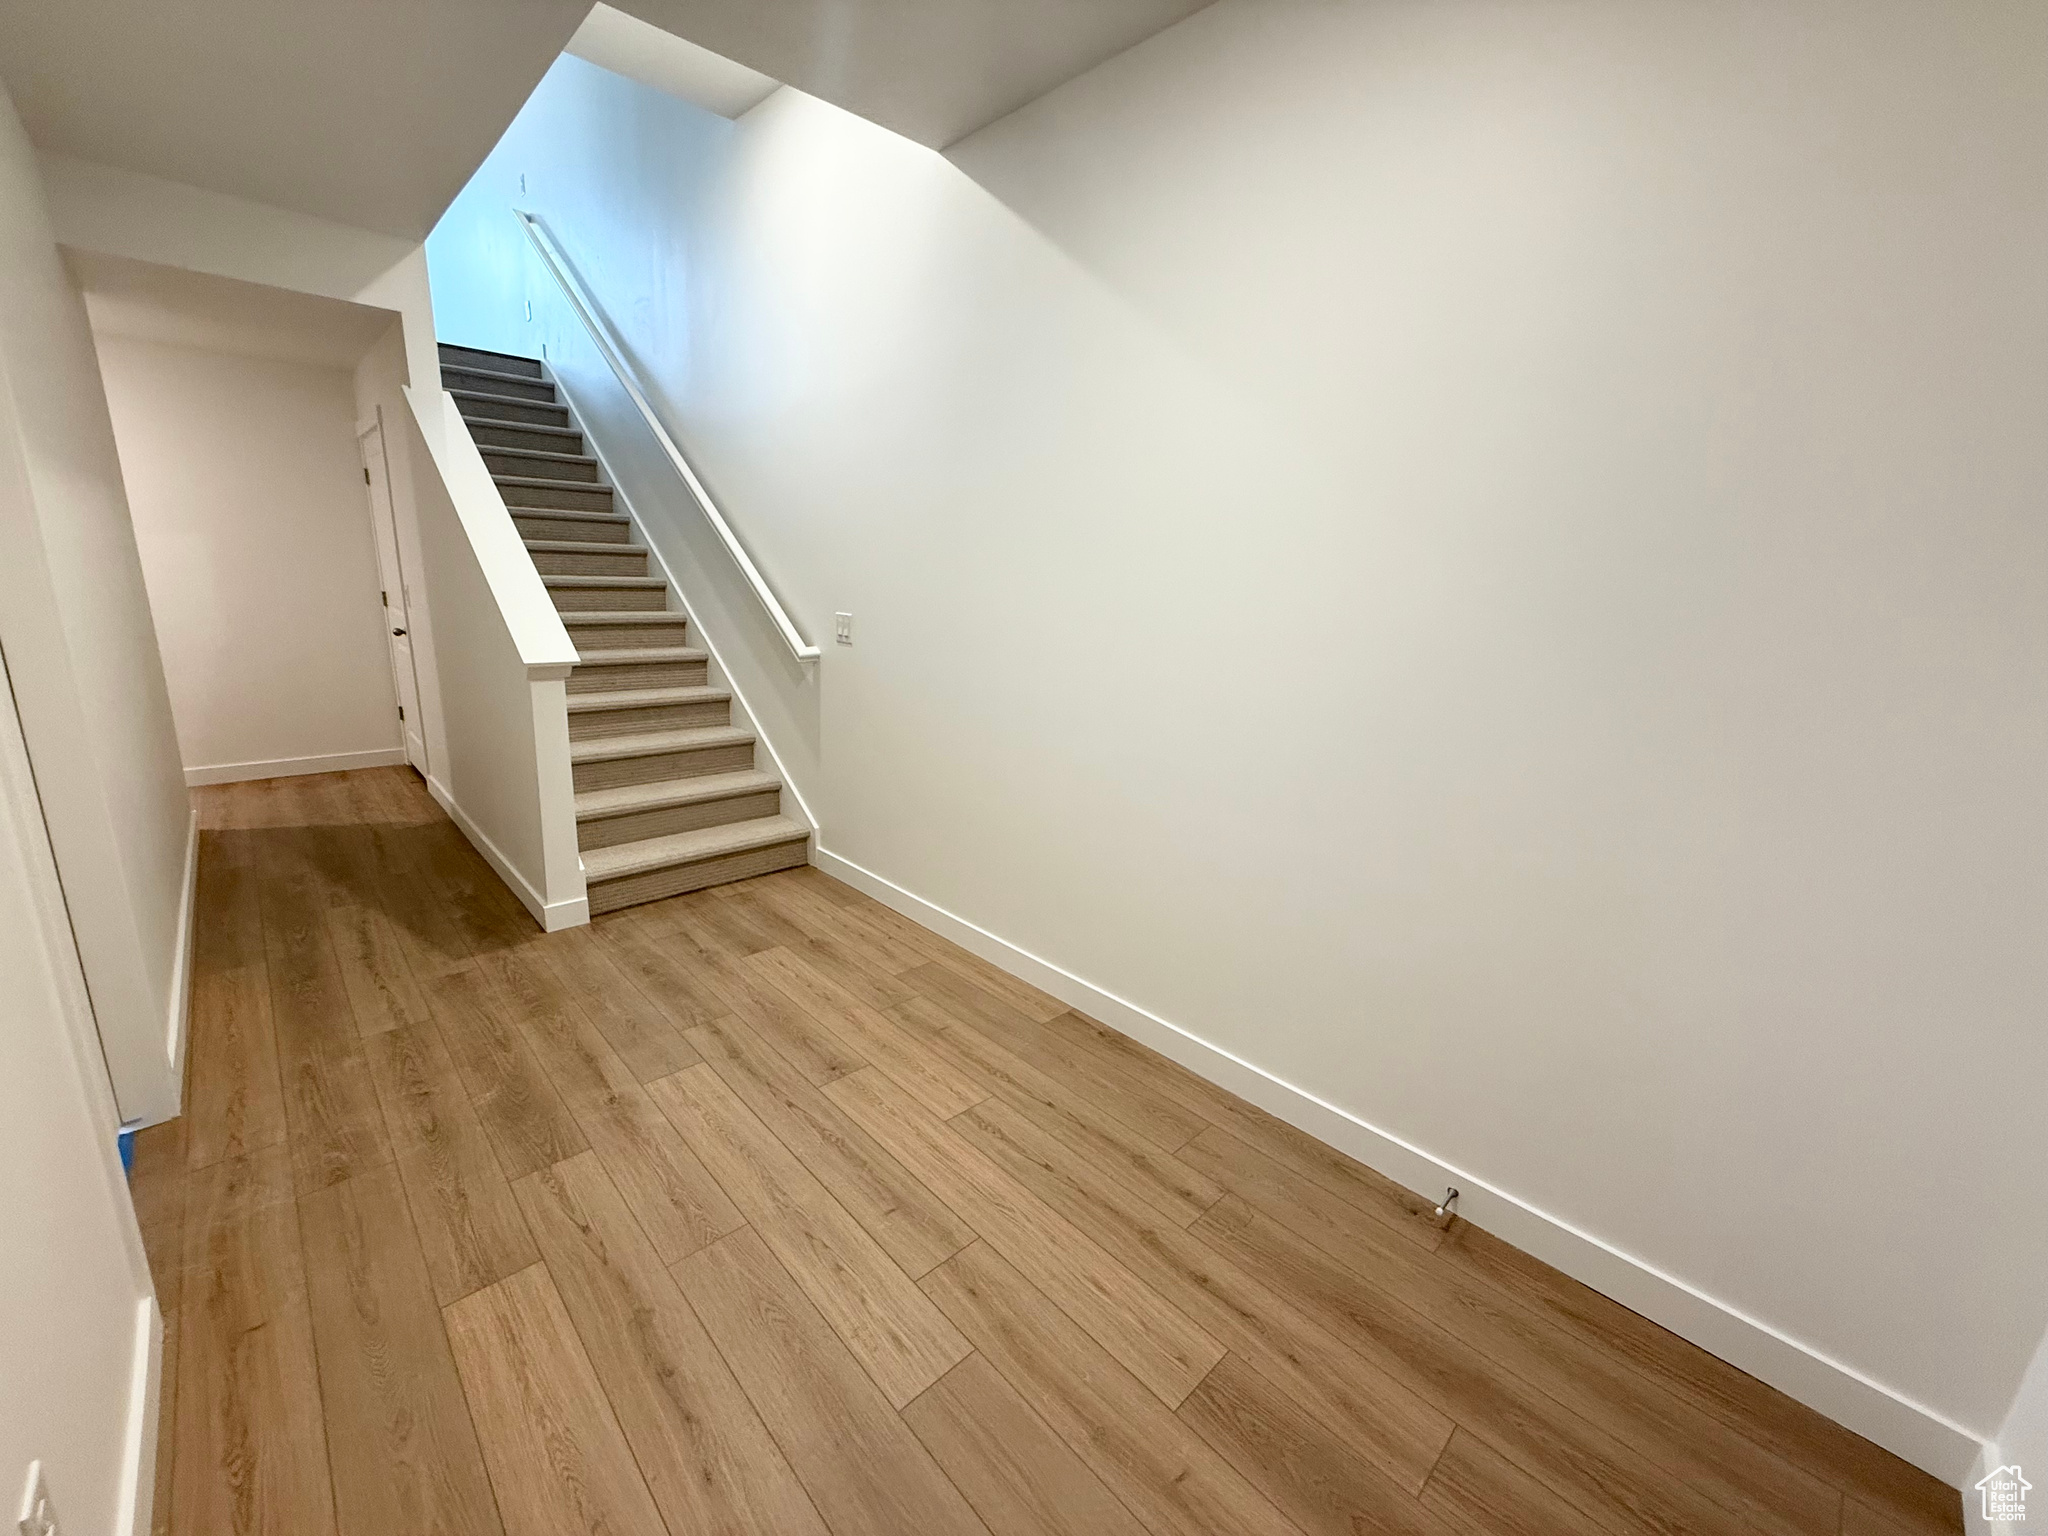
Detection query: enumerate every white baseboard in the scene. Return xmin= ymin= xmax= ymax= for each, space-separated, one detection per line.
xmin=813 ymin=843 xmax=1987 ymax=1488
xmin=184 ymin=747 xmax=408 ymax=787
xmin=427 ymin=774 xmax=589 ymax=932
xmin=114 ymin=1294 xmax=163 ymax=1536
xmin=162 ymin=807 xmax=199 ymax=1096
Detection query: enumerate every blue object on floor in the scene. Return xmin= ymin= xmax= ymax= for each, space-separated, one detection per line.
xmin=118 ymin=1126 xmax=136 ymax=1180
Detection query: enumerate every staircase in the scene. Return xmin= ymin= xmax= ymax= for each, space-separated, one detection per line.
xmin=438 ymin=342 xmax=810 ymax=916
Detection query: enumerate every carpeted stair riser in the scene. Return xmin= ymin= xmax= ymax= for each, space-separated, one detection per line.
xmin=512 ymin=511 xmax=632 ymax=544
xmin=586 ymin=838 xmax=809 ymax=914
xmin=577 ymin=787 xmax=783 ymax=849
xmin=526 ymin=546 xmax=648 ymax=577
xmin=499 ymin=479 xmax=614 ymax=512
xmin=550 ymin=585 xmax=668 ymax=613
xmin=471 ymin=421 xmax=585 ymax=455
xmin=442 ymin=366 xmax=554 ymax=401
xmin=573 ymin=739 xmax=757 ymax=793
xmin=456 ymin=394 xmax=569 ymax=428
xmin=441 ymin=346 xmax=542 ymax=379
xmin=482 ymin=449 xmax=602 ymax=483
xmin=568 ymin=618 xmax=690 ymax=649
xmin=569 ymin=697 xmax=730 ymax=739
xmin=567 ymin=657 xmax=710 ymax=693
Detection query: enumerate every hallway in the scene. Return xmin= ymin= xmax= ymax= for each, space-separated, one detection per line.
xmin=130 ymin=768 xmax=1962 ymax=1536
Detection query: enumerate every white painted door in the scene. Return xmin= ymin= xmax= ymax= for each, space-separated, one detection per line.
xmin=358 ymin=416 xmax=428 ymax=772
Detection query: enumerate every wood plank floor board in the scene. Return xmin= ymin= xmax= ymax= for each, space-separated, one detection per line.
xmin=493 ymin=944 xmax=742 ymax=1263
xmin=903 ymin=964 xmax=1208 ymax=1152
xmin=920 ymin=1240 xmax=1298 ymax=1536
xmin=749 ymin=945 xmax=988 ymax=1117
xmin=338 ymin=777 xmax=479 ymax=981
xmin=1180 ymin=1123 xmax=1452 ymax=1274
xmin=745 ymin=871 xmax=931 ymax=975
xmin=665 ymin=922 xmax=869 ymax=1084
xmin=918 ymin=946 xmax=1070 ymax=1023
xmin=687 ymin=1014 xmax=976 ymax=1277
xmin=327 ymin=901 xmax=436 ymax=1038
xmin=825 ymin=1067 xmax=1225 ymax=1408
xmin=589 ymin=908 xmax=731 ymax=1034
xmin=131 ymin=1117 xmax=189 ymax=1316
xmin=955 ymin=1092 xmax=1455 ymax=1491
xmin=368 ymin=844 xmax=479 ymax=980
xmin=669 ymin=886 xmax=787 ymax=957
xmin=1177 ymin=1110 xmax=1446 ymax=1251
xmin=1192 ymin=1196 xmax=1751 ymax=1536
xmin=414 ymin=823 xmax=536 ymax=964
xmin=786 ymin=874 xmax=961 ymax=968
xmin=889 ymin=993 xmax=1224 ymax=1227
xmin=534 ymin=922 xmax=701 ymax=1082
xmin=1178 ymin=1351 xmax=1457 ymax=1536
xmin=185 ymin=867 xmax=288 ymax=1171
xmin=258 ymin=832 xmax=394 ymax=1193
xmin=793 ymin=927 xmax=923 ymax=1011
xmin=364 ymin=1021 xmax=539 ymax=1307
xmin=1843 ymin=1497 xmax=1966 ymax=1536
xmin=1046 ymin=1010 xmax=1450 ymax=1252
xmin=276 ymin=777 xmax=360 ymax=908
xmin=675 ymin=1227 xmax=992 ymax=1536
xmin=1187 ymin=1128 xmax=1843 ymax=1536
xmin=719 ymin=882 xmax=920 ymax=1006
xmin=707 ymin=881 xmax=817 ymax=951
xmin=192 ymin=827 xmax=264 ymax=967
xmin=424 ymin=965 xmax=587 ymax=1180
xmin=901 ymin=1353 xmax=1153 ymax=1536
xmin=173 ymin=1145 xmax=337 ymax=1536
xmin=515 ymin=1153 xmax=830 ymax=1536
xmin=781 ymin=862 xmax=869 ymax=909
xmin=443 ymin=1263 xmax=669 ymax=1536
xmin=647 ymin=1062 xmax=971 ymax=1406
xmin=1437 ymin=1220 xmax=1962 ymax=1536
xmin=778 ymin=871 xmax=1068 ymax=1018
xmin=1418 ymin=1427 xmax=1614 ymax=1536
xmin=299 ymin=1163 xmax=504 ymax=1536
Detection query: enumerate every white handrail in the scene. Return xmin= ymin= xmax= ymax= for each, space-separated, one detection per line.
xmin=515 ymin=209 xmax=821 ymax=663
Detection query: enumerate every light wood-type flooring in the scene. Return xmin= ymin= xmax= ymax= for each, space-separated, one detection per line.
xmin=128 ymin=767 xmax=1963 ymax=1536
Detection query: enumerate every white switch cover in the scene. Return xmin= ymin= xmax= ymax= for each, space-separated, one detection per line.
xmin=834 ymin=612 xmax=853 ymax=646
xmin=17 ymin=1461 xmax=56 ymax=1536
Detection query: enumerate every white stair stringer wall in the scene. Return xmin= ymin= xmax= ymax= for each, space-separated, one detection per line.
xmin=403 ymin=382 xmax=587 ymax=929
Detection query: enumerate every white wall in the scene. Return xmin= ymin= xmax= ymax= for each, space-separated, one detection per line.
xmin=0 ymin=86 xmax=193 ymax=1125
xmin=95 ymin=335 xmax=403 ymax=783
xmin=0 ymin=639 xmax=160 ymax=1536
xmin=426 ymin=0 xmax=2048 ymax=1477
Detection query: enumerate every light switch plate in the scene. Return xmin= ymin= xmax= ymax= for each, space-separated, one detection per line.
xmin=834 ymin=612 xmax=853 ymax=646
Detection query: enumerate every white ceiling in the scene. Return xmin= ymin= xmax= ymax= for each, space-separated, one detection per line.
xmin=567 ymin=4 xmax=778 ymax=120
xmin=612 ymin=0 xmax=1217 ymax=147
xmin=67 ymin=251 xmax=397 ymax=370
xmin=0 ymin=0 xmax=590 ymax=239
xmin=0 ymin=0 xmax=1215 ymax=241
